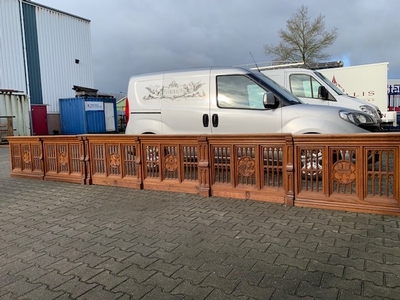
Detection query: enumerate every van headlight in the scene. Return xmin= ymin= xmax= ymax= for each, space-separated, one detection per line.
xmin=340 ymin=110 xmax=375 ymax=125
xmin=359 ymin=105 xmax=381 ymax=122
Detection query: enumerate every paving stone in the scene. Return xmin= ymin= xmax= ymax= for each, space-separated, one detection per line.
xmin=2 ymin=259 xmax=33 ymax=274
xmin=244 ymin=248 xmax=278 ymax=263
xmin=267 ymin=244 xmax=299 ymax=257
xmin=46 ymin=258 xmax=82 ymax=274
xmin=12 ymin=248 xmax=44 ymax=262
xmin=385 ymin=273 xmax=400 ymax=288
xmin=87 ymin=270 xmax=128 ymax=290
xmin=270 ymin=290 xmax=315 ymax=300
xmin=366 ymin=260 xmax=400 ymax=274
xmin=260 ymin=274 xmax=299 ymax=295
xmin=226 ymin=266 xmax=265 ymax=286
xmin=316 ymin=243 xmax=349 ymax=257
xmin=332 ymin=257 xmax=363 ymax=275
xmin=118 ymin=264 xmax=157 ymax=283
xmin=296 ymin=248 xmax=330 ymax=264
xmin=349 ymin=248 xmax=383 ymax=263
xmin=102 ymin=248 xmax=134 ymax=262
xmin=122 ymin=253 xmax=157 ymax=268
xmin=34 ymin=270 xmax=74 ymax=289
xmin=205 ymin=288 xmax=249 ymax=300
xmin=296 ymin=281 xmax=339 ymax=299
xmin=54 ymin=276 xmax=97 ymax=298
xmin=145 ymin=258 xmax=182 ymax=277
xmin=239 ymin=239 xmax=271 ymax=251
xmin=19 ymin=285 xmax=64 ymax=300
xmin=141 ymin=287 xmax=185 ymax=300
xmin=0 ymin=274 xmax=19 ymax=288
xmin=171 ymin=254 xmax=206 ymax=272
xmin=127 ymin=243 xmax=158 ymax=257
xmin=233 ymin=281 xmax=274 ymax=299
xmin=252 ymin=261 xmax=287 ymax=277
xmin=81 ymin=243 xmax=114 ymax=256
xmin=78 ymin=252 xmax=108 ymax=267
xmin=284 ymin=267 xmax=323 ymax=286
xmin=275 ymin=253 xmax=309 ymax=270
xmin=1 ymin=278 xmax=41 ymax=298
xmin=93 ymin=258 xmax=130 ymax=275
xmin=200 ymin=273 xmax=240 ymax=294
xmin=15 ymin=265 xmax=51 ymax=281
xmin=364 ymin=281 xmax=400 ymax=298
xmin=344 ymin=266 xmax=383 ymax=285
xmin=65 ymin=263 xmax=104 ymax=282
xmin=321 ymin=273 xmax=362 ymax=295
xmin=259 ymin=233 xmax=289 ymax=246
xmin=198 ymin=261 xmax=235 ymax=278
xmin=142 ymin=271 xmax=183 ymax=293
xmin=307 ymin=260 xmax=345 ymax=278
xmin=171 ymin=280 xmax=213 ymax=299
xmin=148 ymin=248 xmax=181 ymax=263
xmin=112 ymin=278 xmax=155 ymax=298
xmin=77 ymin=285 xmax=123 ymax=300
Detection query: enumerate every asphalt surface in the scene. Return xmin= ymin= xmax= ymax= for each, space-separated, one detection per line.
xmin=0 ymin=145 xmax=399 ymax=299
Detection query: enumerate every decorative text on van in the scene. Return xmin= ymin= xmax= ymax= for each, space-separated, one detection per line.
xmin=144 ymin=80 xmax=206 ymax=100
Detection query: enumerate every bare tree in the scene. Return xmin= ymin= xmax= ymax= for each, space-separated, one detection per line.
xmin=264 ymin=5 xmax=338 ymax=65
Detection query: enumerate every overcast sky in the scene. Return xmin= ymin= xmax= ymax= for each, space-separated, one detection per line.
xmin=36 ymin=0 xmax=400 ymax=94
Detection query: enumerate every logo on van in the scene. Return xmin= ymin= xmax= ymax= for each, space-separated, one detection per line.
xmin=144 ymin=80 xmax=206 ymax=100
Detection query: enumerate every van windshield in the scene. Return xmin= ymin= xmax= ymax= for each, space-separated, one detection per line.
xmin=250 ymin=71 xmax=304 ymax=105
xmin=314 ymin=71 xmax=346 ymax=95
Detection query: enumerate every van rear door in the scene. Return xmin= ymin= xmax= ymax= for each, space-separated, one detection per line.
xmin=161 ymin=70 xmax=211 ymax=134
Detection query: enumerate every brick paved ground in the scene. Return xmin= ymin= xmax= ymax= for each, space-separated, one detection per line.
xmin=0 ymin=145 xmax=400 ymax=299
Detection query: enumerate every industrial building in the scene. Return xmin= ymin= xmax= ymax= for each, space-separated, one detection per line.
xmin=0 ymin=0 xmax=93 ymax=135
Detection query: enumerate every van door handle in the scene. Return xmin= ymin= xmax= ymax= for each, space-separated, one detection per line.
xmin=202 ymin=114 xmax=209 ymax=127
xmin=212 ymin=114 xmax=218 ymax=127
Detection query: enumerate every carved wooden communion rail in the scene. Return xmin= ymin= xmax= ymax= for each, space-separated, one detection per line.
xmin=7 ymin=133 xmax=400 ymax=216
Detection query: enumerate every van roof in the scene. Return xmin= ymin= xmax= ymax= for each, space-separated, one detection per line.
xmin=129 ymin=66 xmax=252 ymax=79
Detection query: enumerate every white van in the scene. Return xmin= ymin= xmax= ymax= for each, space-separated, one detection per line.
xmin=125 ymin=67 xmax=381 ymax=135
xmin=261 ymin=68 xmax=382 ymax=123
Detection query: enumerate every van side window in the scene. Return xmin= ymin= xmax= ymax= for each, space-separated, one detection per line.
xmin=289 ymin=74 xmax=321 ymax=99
xmin=217 ymin=75 xmax=265 ymax=109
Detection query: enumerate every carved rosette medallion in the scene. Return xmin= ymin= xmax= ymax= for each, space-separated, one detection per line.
xmin=165 ymin=154 xmax=178 ymax=171
xmin=238 ymin=156 xmax=255 ymax=177
xmin=110 ymin=153 xmax=121 ymax=168
xmin=332 ymin=161 xmax=356 ymax=184
xmin=59 ymin=152 xmax=68 ymax=166
xmin=23 ymin=150 xmax=30 ymax=164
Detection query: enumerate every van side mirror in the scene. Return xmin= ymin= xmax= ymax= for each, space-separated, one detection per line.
xmin=318 ymin=86 xmax=329 ymax=100
xmin=263 ymin=92 xmax=278 ymax=108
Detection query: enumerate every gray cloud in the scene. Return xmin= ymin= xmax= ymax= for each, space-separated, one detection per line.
xmin=37 ymin=0 xmax=400 ymax=94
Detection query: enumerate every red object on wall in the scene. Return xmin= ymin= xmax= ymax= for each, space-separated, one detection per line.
xmin=31 ymin=105 xmax=48 ymax=135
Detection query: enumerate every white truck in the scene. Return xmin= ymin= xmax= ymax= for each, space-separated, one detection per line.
xmin=124 ymin=67 xmax=381 ymax=135
xmin=260 ymin=62 xmax=396 ymax=127
xmin=318 ymin=62 xmax=396 ymax=126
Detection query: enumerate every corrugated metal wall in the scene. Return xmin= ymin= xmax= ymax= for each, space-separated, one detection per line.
xmin=22 ymin=2 xmax=43 ymax=105
xmin=0 ymin=93 xmax=31 ymax=136
xmin=0 ymin=0 xmax=27 ymax=92
xmin=33 ymin=4 xmax=94 ymax=112
xmin=0 ymin=0 xmax=94 ymax=114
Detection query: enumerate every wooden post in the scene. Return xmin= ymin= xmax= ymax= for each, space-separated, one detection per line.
xmin=79 ymin=136 xmax=92 ymax=185
xmin=134 ymin=136 xmax=143 ymax=189
xmin=197 ymin=136 xmax=210 ymax=197
xmin=6 ymin=116 xmax=13 ymax=136
xmin=284 ymin=135 xmax=294 ymax=206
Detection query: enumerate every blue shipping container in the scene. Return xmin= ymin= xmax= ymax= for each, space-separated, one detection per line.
xmin=59 ymin=97 xmax=118 ymax=134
